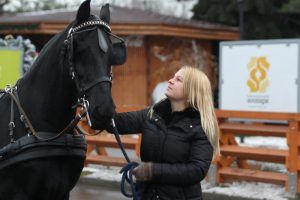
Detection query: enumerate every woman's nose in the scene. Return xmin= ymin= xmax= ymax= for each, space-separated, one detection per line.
xmin=168 ymin=78 xmax=174 ymax=84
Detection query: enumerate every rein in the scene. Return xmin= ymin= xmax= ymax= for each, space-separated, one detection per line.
xmin=111 ymin=119 xmax=141 ymax=200
xmin=2 ymin=85 xmax=89 ymax=142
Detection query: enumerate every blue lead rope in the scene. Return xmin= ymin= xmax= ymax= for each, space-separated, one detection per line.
xmin=111 ymin=119 xmax=141 ymax=200
xmin=120 ymin=162 xmax=141 ymax=199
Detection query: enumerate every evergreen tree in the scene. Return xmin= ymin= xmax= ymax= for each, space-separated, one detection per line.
xmin=191 ymin=0 xmax=300 ymax=39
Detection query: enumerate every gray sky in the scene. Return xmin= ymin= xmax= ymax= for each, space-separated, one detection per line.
xmin=4 ymin=0 xmax=198 ymax=19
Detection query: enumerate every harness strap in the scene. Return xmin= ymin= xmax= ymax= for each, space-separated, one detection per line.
xmin=0 ymin=89 xmax=5 ymax=100
xmin=0 ymin=132 xmax=87 ymax=170
xmin=2 ymin=85 xmax=90 ymax=143
xmin=81 ymin=77 xmax=111 ymax=94
xmin=33 ymin=112 xmax=87 ymax=142
xmin=8 ymin=91 xmax=37 ymax=135
xmin=74 ymin=125 xmax=103 ymax=136
xmin=9 ymin=96 xmax=15 ymax=143
xmin=0 ymin=132 xmax=86 ymax=158
xmin=14 ymin=90 xmax=33 ymax=136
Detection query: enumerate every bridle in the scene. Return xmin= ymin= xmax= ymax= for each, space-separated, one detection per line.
xmin=66 ymin=19 xmax=140 ymax=200
xmin=64 ymin=18 xmax=124 ymax=127
xmin=68 ymin=20 xmax=140 ymax=199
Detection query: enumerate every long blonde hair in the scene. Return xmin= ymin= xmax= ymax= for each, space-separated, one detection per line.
xmin=181 ymin=66 xmax=220 ymax=157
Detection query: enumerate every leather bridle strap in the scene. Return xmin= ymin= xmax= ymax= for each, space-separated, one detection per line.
xmin=81 ymin=77 xmax=112 ymax=94
xmin=33 ymin=112 xmax=87 ymax=142
xmin=65 ymin=29 xmax=112 ymax=96
xmin=0 ymin=89 xmax=5 ymax=100
xmin=8 ymin=91 xmax=37 ymax=135
xmin=9 ymin=94 xmax=15 ymax=143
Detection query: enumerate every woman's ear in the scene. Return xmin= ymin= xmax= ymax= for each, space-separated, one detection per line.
xmin=76 ymin=0 xmax=91 ymax=25
xmin=99 ymin=4 xmax=110 ymax=24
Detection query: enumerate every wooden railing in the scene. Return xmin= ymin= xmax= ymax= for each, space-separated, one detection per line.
xmin=80 ymin=108 xmax=300 ymax=194
xmin=214 ymin=110 xmax=300 ymax=195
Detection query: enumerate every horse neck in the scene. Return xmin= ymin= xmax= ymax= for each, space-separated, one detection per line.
xmin=19 ymin=38 xmax=77 ymax=132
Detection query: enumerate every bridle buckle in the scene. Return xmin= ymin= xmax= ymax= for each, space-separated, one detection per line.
xmin=78 ymin=97 xmax=92 ymax=127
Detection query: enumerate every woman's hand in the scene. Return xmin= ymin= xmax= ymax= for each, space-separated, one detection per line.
xmin=132 ymin=162 xmax=153 ymax=181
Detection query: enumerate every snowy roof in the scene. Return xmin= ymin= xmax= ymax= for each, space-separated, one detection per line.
xmin=0 ymin=5 xmax=238 ymax=32
xmin=0 ymin=6 xmax=239 ymax=40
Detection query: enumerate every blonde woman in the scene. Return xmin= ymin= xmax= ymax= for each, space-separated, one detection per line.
xmin=109 ymin=66 xmax=219 ymax=200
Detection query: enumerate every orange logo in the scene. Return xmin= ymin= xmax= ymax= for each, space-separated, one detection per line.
xmin=247 ymin=57 xmax=270 ymax=93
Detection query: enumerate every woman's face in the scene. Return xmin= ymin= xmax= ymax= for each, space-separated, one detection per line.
xmin=165 ymin=69 xmax=185 ymax=101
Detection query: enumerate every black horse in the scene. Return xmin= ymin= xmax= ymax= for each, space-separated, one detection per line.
xmin=0 ymin=1 xmax=126 ymax=199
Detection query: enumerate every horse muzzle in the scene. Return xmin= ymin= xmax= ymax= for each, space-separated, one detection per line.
xmin=89 ymin=106 xmax=115 ymax=130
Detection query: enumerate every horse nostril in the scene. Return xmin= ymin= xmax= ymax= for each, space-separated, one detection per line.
xmin=89 ymin=106 xmax=114 ymax=129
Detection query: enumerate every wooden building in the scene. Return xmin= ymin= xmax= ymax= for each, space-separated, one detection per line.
xmin=0 ymin=5 xmax=239 ymax=107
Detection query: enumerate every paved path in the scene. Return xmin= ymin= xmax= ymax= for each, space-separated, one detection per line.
xmin=70 ymin=183 xmax=125 ymax=200
xmin=70 ymin=182 xmax=258 ymax=200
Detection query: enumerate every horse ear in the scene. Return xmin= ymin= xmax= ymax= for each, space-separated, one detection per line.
xmin=76 ymin=0 xmax=91 ymax=25
xmin=99 ymin=4 xmax=110 ymax=24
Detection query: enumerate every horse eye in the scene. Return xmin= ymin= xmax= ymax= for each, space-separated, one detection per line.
xmin=110 ymin=68 xmax=113 ymax=78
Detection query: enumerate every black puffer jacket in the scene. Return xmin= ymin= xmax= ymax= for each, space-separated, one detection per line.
xmin=113 ymin=99 xmax=213 ymax=200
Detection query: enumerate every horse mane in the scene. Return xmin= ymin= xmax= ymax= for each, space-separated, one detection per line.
xmin=19 ymin=22 xmax=75 ymax=85
xmin=21 ymin=14 xmax=101 ymax=85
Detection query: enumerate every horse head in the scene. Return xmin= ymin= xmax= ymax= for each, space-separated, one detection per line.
xmin=1 ymin=0 xmax=127 ymax=137
xmin=63 ymin=0 xmax=126 ymax=130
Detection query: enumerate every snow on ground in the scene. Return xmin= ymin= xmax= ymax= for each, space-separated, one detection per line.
xmin=202 ymin=181 xmax=290 ymax=200
xmin=82 ymin=136 xmax=294 ymax=200
xmin=82 ymin=165 xmax=293 ymax=200
xmin=83 ymin=165 xmax=122 ymax=182
xmin=236 ymin=136 xmax=288 ymax=150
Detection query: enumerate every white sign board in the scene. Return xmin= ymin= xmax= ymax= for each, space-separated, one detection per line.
xmin=219 ymin=39 xmax=300 ymax=113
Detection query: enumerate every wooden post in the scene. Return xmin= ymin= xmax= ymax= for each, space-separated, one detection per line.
xmin=287 ymin=120 xmax=299 ymax=193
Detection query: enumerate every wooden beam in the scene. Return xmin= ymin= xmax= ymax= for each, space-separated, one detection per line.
xmin=219 ymin=167 xmax=287 ymax=186
xmin=219 ymin=122 xmax=288 ymax=137
xmin=221 ymin=145 xmax=288 ymax=163
xmin=216 ymin=109 xmax=300 ymax=121
xmin=0 ymin=22 xmax=239 ymax=40
xmin=112 ymin=24 xmax=239 ymax=40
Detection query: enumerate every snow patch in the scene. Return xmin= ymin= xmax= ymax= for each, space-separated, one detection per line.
xmin=202 ymin=181 xmax=291 ymax=200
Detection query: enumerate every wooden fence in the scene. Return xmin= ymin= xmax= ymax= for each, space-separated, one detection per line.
xmin=214 ymin=109 xmax=300 ymax=195
xmin=80 ymin=108 xmax=300 ymax=194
